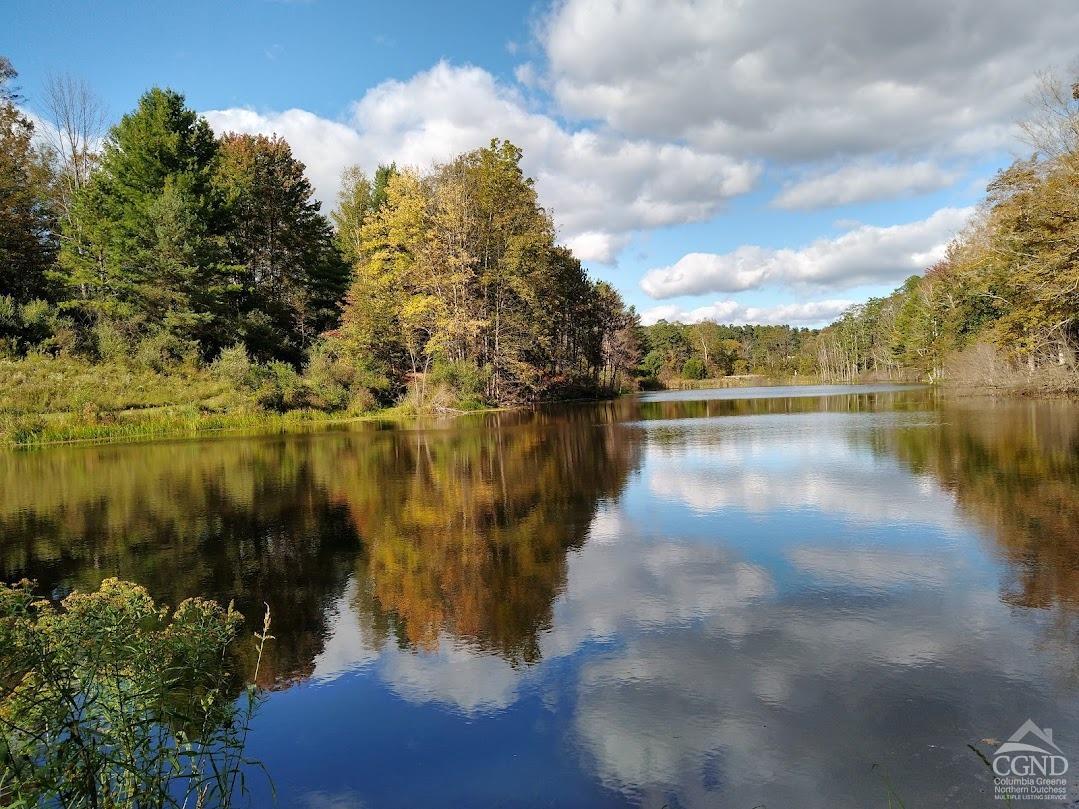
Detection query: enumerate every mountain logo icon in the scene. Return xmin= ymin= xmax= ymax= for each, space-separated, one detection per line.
xmin=993 ymin=719 xmax=1069 ymax=779
xmin=995 ymin=719 xmax=1064 ymax=757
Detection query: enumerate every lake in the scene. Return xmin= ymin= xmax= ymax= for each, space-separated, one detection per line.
xmin=2 ymin=384 xmax=1078 ymax=807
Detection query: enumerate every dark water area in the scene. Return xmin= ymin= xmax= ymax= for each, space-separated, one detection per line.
xmin=3 ymin=384 xmax=1079 ymax=807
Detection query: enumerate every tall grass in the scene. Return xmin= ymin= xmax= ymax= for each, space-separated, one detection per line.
xmin=0 ymin=406 xmax=353 ymax=448
xmin=0 ymin=578 xmax=274 ymax=808
xmin=0 ymin=354 xmax=369 ymax=448
xmin=0 ymin=355 xmax=230 ymax=415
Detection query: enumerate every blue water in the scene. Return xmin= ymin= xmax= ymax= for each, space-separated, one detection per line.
xmin=4 ymin=384 xmax=1078 ymax=806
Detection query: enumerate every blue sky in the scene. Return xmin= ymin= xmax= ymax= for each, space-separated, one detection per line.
xmin=9 ymin=0 xmax=1078 ymax=325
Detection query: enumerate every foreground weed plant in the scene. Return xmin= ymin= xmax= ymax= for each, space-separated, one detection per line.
xmin=0 ymin=578 xmax=272 ymax=808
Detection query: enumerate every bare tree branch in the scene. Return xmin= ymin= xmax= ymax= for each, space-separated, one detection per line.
xmin=39 ymin=72 xmax=107 ymax=221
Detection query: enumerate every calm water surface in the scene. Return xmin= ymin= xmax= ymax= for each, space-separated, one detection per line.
xmin=3 ymin=384 xmax=1079 ymax=807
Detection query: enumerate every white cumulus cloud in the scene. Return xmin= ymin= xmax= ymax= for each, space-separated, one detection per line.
xmin=202 ymin=107 xmax=364 ymax=213
xmin=204 ymin=62 xmax=758 ymax=266
xmin=640 ymin=298 xmax=855 ymax=327
xmin=539 ymin=0 xmax=1079 ymax=161
xmin=562 ymin=231 xmax=632 ymax=264
xmin=639 ymin=206 xmax=973 ymax=298
xmin=772 ymin=160 xmax=960 ymax=210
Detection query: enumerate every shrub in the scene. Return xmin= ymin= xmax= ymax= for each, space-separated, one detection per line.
xmin=303 ymin=340 xmax=355 ymax=411
xmin=22 ymin=301 xmax=78 ymax=357
xmin=18 ymin=299 xmax=52 ymax=341
xmin=254 ymin=361 xmax=307 ymax=411
xmin=639 ymin=349 xmax=665 ymax=378
xmin=429 ymin=360 xmax=491 ymax=409
xmin=93 ymin=321 xmax=131 ymax=364
xmin=0 ymin=578 xmax=272 ymax=808
xmin=346 ymin=387 xmax=377 ymax=415
xmin=212 ymin=344 xmax=256 ymax=389
xmin=44 ymin=320 xmax=79 ymax=356
xmin=0 ymin=296 xmax=18 ymax=358
xmin=0 ymin=299 xmax=76 ymax=357
xmin=681 ymin=357 xmax=706 ymax=379
xmin=135 ymin=330 xmax=200 ymax=373
xmin=0 ymin=295 xmax=17 ymax=331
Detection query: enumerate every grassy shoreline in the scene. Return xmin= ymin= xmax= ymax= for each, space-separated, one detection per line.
xmin=0 ymin=401 xmax=542 ymax=449
xmin=1 ymin=406 xmax=362 ymax=449
xmin=5 ymin=371 xmax=1075 ymax=450
xmin=0 ymin=354 xmax=606 ymax=449
xmin=0 ymin=353 xmax=412 ymax=449
xmin=0 ymin=382 xmax=544 ymax=449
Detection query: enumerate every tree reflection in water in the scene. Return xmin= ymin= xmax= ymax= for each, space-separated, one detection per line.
xmin=0 ymin=406 xmax=642 ymax=682
xmin=1 ymin=388 xmax=1077 ymax=687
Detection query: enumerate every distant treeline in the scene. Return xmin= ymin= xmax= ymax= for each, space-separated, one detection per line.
xmin=643 ymin=75 xmax=1079 ymax=392
xmin=637 ymin=321 xmax=817 ymax=382
xmin=0 ymin=57 xmax=639 ymax=417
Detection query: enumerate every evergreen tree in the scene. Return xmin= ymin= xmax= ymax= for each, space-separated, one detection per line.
xmin=215 ymin=133 xmax=348 ymax=362
xmin=58 ymin=88 xmax=224 ymax=348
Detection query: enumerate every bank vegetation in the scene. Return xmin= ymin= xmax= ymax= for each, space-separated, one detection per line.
xmin=0 ymin=58 xmax=640 ymax=446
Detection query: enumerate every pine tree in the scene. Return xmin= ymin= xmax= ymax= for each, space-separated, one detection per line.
xmin=58 ymin=88 xmax=224 ymax=348
xmin=215 ymin=133 xmax=348 ymax=362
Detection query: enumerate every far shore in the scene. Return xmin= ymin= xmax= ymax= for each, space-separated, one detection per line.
xmin=5 ymin=374 xmax=1076 ymax=451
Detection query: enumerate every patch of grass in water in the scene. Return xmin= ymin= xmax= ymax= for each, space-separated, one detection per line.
xmin=0 ymin=406 xmax=354 ymax=449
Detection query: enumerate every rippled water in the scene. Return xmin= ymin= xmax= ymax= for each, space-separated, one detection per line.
xmin=3 ymin=384 xmax=1079 ymax=807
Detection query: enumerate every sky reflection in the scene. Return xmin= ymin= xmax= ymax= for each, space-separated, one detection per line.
xmin=3 ymin=386 xmax=1078 ymax=806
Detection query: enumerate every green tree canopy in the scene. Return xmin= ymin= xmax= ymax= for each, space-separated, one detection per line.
xmin=333 ymin=140 xmax=639 ymax=404
xmin=215 ymin=132 xmax=348 ymax=363
xmin=0 ymin=58 xmax=57 ymax=305
xmin=58 ymin=87 xmax=224 ymax=347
